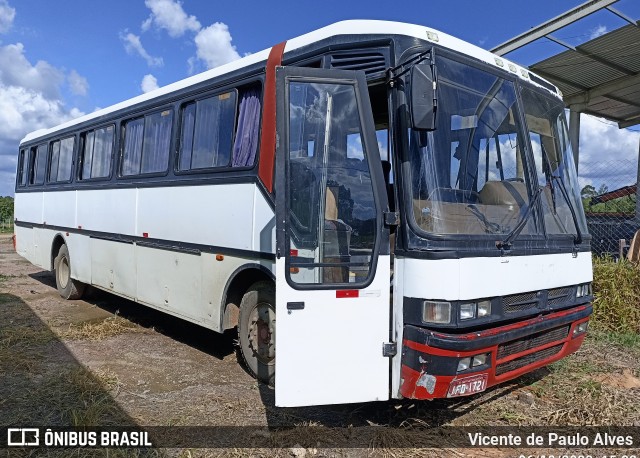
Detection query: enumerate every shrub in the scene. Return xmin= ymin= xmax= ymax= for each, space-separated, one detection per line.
xmin=592 ymin=256 xmax=640 ymax=334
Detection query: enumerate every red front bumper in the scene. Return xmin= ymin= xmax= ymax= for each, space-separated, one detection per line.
xmin=399 ymin=304 xmax=591 ymax=400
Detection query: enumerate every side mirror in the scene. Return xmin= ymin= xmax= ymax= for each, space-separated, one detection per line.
xmin=410 ymin=64 xmax=437 ymax=131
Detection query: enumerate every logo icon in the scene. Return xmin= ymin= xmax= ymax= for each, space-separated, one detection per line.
xmin=7 ymin=428 xmax=40 ymax=446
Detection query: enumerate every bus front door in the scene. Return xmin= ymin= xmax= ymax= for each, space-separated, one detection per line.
xmin=274 ymin=67 xmax=391 ymax=407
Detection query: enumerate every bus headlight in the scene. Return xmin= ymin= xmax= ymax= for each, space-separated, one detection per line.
xmin=472 ymin=353 xmax=489 ymax=367
xmin=573 ymin=321 xmax=589 ymax=336
xmin=460 ymin=301 xmax=491 ymax=320
xmin=423 ymin=301 xmax=451 ymax=324
xmin=457 ymin=357 xmax=471 ymax=372
xmin=459 ymin=303 xmax=476 ymax=320
xmin=477 ymin=300 xmax=492 ymax=317
xmin=457 ymin=353 xmax=490 ymax=372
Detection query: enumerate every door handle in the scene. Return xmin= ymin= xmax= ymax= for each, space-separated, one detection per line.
xmin=287 ymin=302 xmax=305 ymax=311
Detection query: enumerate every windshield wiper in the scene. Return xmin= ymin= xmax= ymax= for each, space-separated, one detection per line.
xmin=466 ymin=204 xmax=505 ymax=234
xmin=496 ymin=187 xmax=543 ymax=251
xmin=549 ymin=174 xmax=583 ymax=245
xmin=540 ymin=144 xmax=582 ymax=245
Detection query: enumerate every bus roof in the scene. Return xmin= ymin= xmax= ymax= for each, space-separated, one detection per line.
xmin=21 ymin=20 xmax=558 ymax=145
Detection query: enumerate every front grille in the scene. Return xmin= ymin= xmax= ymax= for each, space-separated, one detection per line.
xmin=495 ymin=344 xmax=564 ymax=376
xmin=548 ymin=287 xmax=573 ymax=307
xmin=497 ymin=325 xmax=570 ymax=359
xmin=503 ymin=291 xmax=538 ymax=313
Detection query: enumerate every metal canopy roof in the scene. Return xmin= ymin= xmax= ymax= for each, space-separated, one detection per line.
xmin=529 ymin=22 xmax=640 ymax=128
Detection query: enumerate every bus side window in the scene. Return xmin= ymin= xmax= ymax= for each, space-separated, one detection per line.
xmin=122 ymin=110 xmax=173 ymax=176
xmin=29 ymin=144 xmax=47 ymax=185
xmin=17 ymin=150 xmax=28 ymax=187
xmin=80 ymin=125 xmax=114 ymax=180
xmin=178 ymin=91 xmax=237 ymax=171
xmin=48 ymin=136 xmax=75 ymax=183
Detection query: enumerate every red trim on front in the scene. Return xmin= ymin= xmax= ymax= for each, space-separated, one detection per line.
xmin=336 ymin=290 xmax=359 ymax=298
xmin=257 ymin=41 xmax=286 ymax=193
xmin=400 ymin=314 xmax=590 ymax=400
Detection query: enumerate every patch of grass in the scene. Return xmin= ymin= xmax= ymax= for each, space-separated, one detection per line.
xmin=0 ymin=292 xmax=17 ymax=303
xmin=0 ymin=275 xmax=16 ymax=285
xmin=592 ymin=256 xmax=640 ymax=334
xmin=0 ymin=316 xmax=56 ymax=373
xmin=0 ymin=326 xmax=55 ymax=348
xmin=590 ymin=328 xmax=640 ymax=349
xmin=65 ymin=368 xmax=123 ymax=427
xmin=58 ymin=313 xmax=146 ymax=341
xmin=5 ymin=367 xmax=129 ymax=427
xmin=577 ymin=378 xmax=602 ymax=396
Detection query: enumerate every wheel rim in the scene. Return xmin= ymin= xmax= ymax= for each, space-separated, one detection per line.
xmin=247 ymin=301 xmax=275 ymax=365
xmin=58 ymin=255 xmax=70 ymax=289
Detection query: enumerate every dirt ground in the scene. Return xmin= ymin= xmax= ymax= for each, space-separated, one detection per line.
xmin=1 ymin=233 xmax=639 ymax=457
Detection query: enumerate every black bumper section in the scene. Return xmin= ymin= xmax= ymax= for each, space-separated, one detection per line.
xmin=404 ymin=304 xmax=593 ymax=352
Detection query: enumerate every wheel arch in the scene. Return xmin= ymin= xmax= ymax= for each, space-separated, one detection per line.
xmin=220 ymin=263 xmax=275 ymax=330
xmin=50 ymin=233 xmax=67 ymax=271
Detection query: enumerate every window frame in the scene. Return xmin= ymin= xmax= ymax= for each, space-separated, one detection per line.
xmin=29 ymin=143 xmax=49 ymax=187
xmin=118 ymin=107 xmax=175 ymax=179
xmin=17 ymin=149 xmax=28 ymax=188
xmin=47 ymin=135 xmax=76 ymax=184
xmin=78 ymin=123 xmax=116 ymax=182
xmin=174 ymin=88 xmax=240 ymax=176
xmin=402 ymin=48 xmax=541 ymax=243
xmin=278 ymin=70 xmax=386 ymax=290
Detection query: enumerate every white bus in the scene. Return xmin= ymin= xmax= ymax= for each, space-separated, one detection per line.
xmin=14 ymin=20 xmax=593 ymax=407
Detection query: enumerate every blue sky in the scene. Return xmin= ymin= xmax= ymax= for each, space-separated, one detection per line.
xmin=1 ymin=0 xmax=640 ymax=196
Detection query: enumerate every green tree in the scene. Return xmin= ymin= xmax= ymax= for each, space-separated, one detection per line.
xmin=597 ymin=184 xmax=609 ymax=196
xmin=0 ymin=196 xmax=14 ymax=223
xmin=581 ymin=184 xmax=597 ymax=200
xmin=581 ymin=185 xmax=597 ymax=212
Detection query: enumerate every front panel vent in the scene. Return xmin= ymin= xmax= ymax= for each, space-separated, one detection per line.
xmin=330 ymin=51 xmax=388 ymax=76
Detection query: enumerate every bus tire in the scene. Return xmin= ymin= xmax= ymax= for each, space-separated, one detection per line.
xmin=54 ymin=244 xmax=85 ymax=300
xmin=238 ymin=281 xmax=275 ymax=386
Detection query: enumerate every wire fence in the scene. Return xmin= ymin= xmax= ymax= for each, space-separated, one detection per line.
xmin=578 ymin=158 xmax=639 ymax=259
xmin=0 ymin=218 xmax=13 ymax=234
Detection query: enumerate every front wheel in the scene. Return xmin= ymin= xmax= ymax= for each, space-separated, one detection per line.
xmin=54 ymin=244 xmax=85 ymax=300
xmin=238 ymin=281 xmax=275 ymax=385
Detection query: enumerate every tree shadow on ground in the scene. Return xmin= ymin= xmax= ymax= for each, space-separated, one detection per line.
xmin=0 ymin=292 xmax=138 ymax=430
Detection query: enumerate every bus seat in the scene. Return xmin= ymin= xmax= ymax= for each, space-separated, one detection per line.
xmin=323 ymin=185 xmax=352 ymax=282
xmin=479 ymin=181 xmax=527 ymax=208
xmin=325 ymin=186 xmax=339 ymax=221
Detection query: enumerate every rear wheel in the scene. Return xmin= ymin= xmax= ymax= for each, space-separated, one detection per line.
xmin=238 ymin=281 xmax=275 ymax=385
xmin=54 ymin=244 xmax=85 ymax=300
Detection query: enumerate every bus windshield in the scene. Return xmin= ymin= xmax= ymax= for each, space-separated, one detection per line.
xmin=407 ymin=55 xmax=585 ymax=239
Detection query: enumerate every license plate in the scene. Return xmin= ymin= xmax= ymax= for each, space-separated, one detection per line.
xmin=447 ymin=374 xmax=488 ymax=398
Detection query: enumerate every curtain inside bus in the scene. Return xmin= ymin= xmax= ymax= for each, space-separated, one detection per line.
xmin=232 ymin=87 xmax=261 ymax=167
